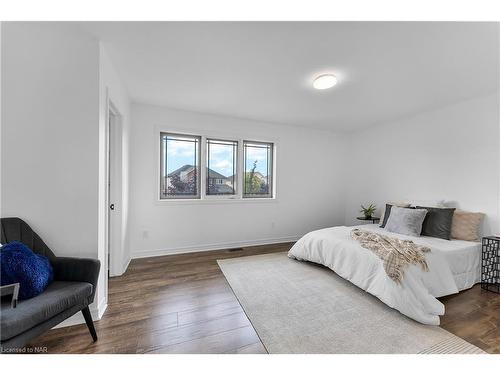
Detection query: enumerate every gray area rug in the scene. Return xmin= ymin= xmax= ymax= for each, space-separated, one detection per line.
xmin=218 ymin=252 xmax=485 ymax=354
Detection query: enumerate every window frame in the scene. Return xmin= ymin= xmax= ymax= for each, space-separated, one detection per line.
xmin=157 ymin=130 xmax=276 ymax=203
xmin=242 ymin=140 xmax=274 ymax=199
xmin=205 ymin=138 xmax=239 ymax=198
xmin=159 ymin=132 xmax=202 ymax=200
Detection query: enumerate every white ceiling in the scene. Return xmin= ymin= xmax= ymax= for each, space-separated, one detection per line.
xmin=80 ymin=22 xmax=498 ymax=132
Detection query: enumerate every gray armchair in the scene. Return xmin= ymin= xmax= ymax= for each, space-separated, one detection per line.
xmin=0 ymin=218 xmax=100 ymax=350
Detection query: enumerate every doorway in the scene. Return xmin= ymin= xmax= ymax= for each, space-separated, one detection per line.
xmin=105 ymin=101 xmax=123 ymax=279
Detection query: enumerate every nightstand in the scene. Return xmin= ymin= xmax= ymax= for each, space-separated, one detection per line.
xmin=356 ymin=217 xmax=380 ymax=224
xmin=481 ymin=237 xmax=500 ymax=294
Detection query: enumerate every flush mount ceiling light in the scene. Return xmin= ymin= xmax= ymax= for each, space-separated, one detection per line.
xmin=313 ymin=74 xmax=338 ymax=90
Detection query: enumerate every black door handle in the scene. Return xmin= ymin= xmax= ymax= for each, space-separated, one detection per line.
xmin=109 ymin=204 xmax=115 ymax=210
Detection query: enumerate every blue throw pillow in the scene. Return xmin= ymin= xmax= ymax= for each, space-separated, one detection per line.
xmin=0 ymin=241 xmax=54 ymax=300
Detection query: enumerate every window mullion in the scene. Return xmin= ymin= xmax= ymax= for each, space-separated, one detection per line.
xmin=237 ymin=139 xmax=243 ymax=199
xmin=200 ymin=136 xmax=207 ymax=200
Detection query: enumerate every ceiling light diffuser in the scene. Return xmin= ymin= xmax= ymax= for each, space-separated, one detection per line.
xmin=313 ymin=74 xmax=337 ymax=90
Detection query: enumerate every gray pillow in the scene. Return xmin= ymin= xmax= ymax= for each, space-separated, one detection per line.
xmin=384 ymin=206 xmax=428 ymax=237
xmin=416 ymin=206 xmax=456 ymax=240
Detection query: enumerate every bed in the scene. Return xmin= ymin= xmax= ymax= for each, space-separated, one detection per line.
xmin=288 ymin=224 xmax=481 ymax=325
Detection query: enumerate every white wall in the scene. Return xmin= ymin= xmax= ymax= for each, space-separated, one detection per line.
xmin=1 ymin=23 xmax=103 ymax=316
xmin=129 ymin=103 xmax=347 ymax=257
xmin=0 ymin=22 xmax=3 ymax=220
xmin=344 ymin=93 xmax=500 ymax=235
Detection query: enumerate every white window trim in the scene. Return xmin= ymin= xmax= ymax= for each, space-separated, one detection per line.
xmin=154 ymin=126 xmax=277 ymax=205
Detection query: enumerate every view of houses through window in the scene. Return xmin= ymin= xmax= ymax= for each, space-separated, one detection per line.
xmin=160 ymin=133 xmax=201 ymax=199
xmin=206 ymin=139 xmax=237 ymax=195
xmin=160 ymin=133 xmax=273 ymax=199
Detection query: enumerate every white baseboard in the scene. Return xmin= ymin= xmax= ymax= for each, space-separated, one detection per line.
xmin=96 ymin=298 xmax=108 ymax=319
xmin=52 ymin=297 xmax=108 ymax=329
xmin=121 ymin=257 xmax=131 ymax=274
xmin=132 ymin=236 xmax=300 ymax=259
xmin=109 ymin=256 xmax=131 ymax=277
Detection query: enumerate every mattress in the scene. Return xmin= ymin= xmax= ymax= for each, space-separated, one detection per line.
xmin=358 ymin=224 xmax=481 ymax=292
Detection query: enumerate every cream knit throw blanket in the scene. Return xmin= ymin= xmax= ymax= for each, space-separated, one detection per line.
xmin=351 ymin=229 xmax=431 ymax=283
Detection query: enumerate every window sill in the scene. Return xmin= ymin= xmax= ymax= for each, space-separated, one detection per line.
xmin=155 ymin=197 xmax=278 ymax=206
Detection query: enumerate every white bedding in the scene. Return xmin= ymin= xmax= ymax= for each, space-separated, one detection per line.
xmin=288 ymin=224 xmax=481 ymax=325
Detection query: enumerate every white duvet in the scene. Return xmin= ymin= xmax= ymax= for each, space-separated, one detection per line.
xmin=288 ymin=224 xmax=480 ymax=325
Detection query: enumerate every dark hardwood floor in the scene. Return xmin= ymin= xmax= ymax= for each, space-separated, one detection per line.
xmin=28 ymin=243 xmax=500 ymax=354
xmin=439 ymin=286 xmax=500 ymax=353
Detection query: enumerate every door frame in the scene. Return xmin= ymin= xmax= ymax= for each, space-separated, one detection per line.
xmin=105 ymin=97 xmax=123 ymax=279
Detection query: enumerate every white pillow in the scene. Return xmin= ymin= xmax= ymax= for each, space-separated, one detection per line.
xmin=406 ymin=199 xmax=446 ymax=208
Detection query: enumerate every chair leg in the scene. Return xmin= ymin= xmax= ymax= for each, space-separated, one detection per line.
xmin=81 ymin=306 xmax=98 ymax=342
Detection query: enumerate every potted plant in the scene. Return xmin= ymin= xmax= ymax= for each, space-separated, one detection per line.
xmin=360 ymin=204 xmax=376 ymax=219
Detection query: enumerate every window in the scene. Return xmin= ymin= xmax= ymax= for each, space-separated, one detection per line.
xmin=159 ymin=133 xmax=274 ymax=200
xmin=243 ymin=141 xmax=273 ymax=198
xmin=160 ymin=133 xmax=201 ymax=199
xmin=206 ymin=139 xmax=237 ymax=196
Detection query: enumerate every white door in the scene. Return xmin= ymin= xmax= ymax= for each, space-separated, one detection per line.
xmin=106 ymin=105 xmax=121 ymax=277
